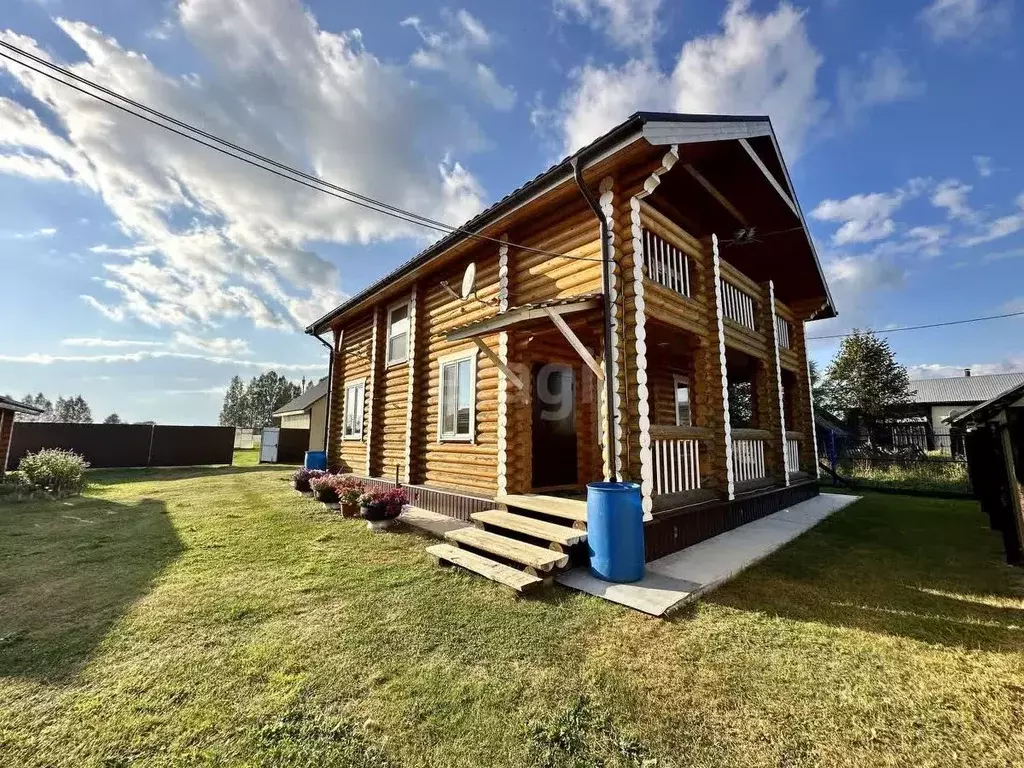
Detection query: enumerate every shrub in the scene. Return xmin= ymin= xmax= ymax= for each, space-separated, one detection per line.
xmin=292 ymin=467 xmax=325 ymax=492
xmin=18 ymin=449 xmax=89 ymax=497
xmin=308 ymin=473 xmax=335 ymax=494
xmin=358 ymin=487 xmax=409 ymax=518
xmin=334 ymin=477 xmax=364 ymax=506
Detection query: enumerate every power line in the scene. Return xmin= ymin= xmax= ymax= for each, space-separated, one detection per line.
xmin=807 ymin=310 xmax=1024 ymax=340
xmin=0 ymin=42 xmax=606 ymax=263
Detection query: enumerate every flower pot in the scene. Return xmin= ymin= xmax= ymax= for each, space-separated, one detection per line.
xmin=313 ymin=487 xmax=339 ymax=506
xmin=366 ymin=518 xmax=395 ymax=532
xmin=340 ymin=501 xmax=359 ymax=518
xmin=360 ymin=502 xmax=389 ymax=521
xmin=292 ymin=478 xmax=311 ymax=493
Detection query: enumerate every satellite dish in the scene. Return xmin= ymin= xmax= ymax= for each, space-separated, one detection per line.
xmin=460 ymin=262 xmax=477 ymax=300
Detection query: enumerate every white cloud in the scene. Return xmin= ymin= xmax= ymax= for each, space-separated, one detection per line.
xmin=961 ymin=195 xmax=1024 ymax=246
xmin=160 ymin=386 xmax=229 ymax=396
xmin=920 ymin=0 xmax=1012 ymax=43
xmin=836 ymin=49 xmax=924 ymax=124
xmin=0 ymin=349 xmax=323 ymax=371
xmin=554 ymin=0 xmax=664 ymax=54
xmin=88 ymin=243 xmax=159 ymax=257
xmin=171 ymin=332 xmax=250 ymax=356
xmin=974 ymin=155 xmax=994 ymax=177
xmin=550 ymin=0 xmax=826 ymax=159
xmin=1 ymin=226 xmax=57 ymax=240
xmin=401 ymin=9 xmax=516 ymax=110
xmin=904 ymin=225 xmax=949 ymax=258
xmin=0 ymin=0 xmax=488 ymax=332
xmin=931 ymin=178 xmax=977 ymax=222
xmin=812 ymin=189 xmax=909 ymax=246
xmin=813 ymin=250 xmax=907 ymax=334
xmin=61 ymin=337 xmax=165 ymax=348
xmin=908 ymin=359 xmax=1024 ymax=379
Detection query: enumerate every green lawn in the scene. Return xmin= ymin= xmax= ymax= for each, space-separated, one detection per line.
xmin=2 ymin=462 xmax=1023 ymax=767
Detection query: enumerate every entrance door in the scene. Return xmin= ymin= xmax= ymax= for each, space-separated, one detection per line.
xmin=532 ymin=363 xmax=578 ymax=488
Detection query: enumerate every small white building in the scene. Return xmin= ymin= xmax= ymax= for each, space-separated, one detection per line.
xmin=272 ymin=378 xmax=328 ymax=452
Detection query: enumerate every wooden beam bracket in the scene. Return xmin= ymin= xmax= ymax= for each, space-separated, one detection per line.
xmin=472 ymin=338 xmax=525 ymax=391
xmin=542 ymin=307 xmax=605 ymax=380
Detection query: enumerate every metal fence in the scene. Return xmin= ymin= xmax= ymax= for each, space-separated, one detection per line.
xmin=7 ymin=422 xmax=235 ymax=469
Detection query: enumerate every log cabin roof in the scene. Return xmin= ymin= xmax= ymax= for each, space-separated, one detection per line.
xmin=306 ymin=112 xmax=834 ymax=336
xmin=0 ymin=395 xmax=44 ymax=415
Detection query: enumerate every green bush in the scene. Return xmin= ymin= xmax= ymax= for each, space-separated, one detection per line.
xmin=17 ymin=449 xmax=90 ymax=497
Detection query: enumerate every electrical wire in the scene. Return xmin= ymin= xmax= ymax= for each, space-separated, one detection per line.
xmin=0 ymin=42 xmax=607 ymax=263
xmin=807 ymin=310 xmax=1024 ymax=340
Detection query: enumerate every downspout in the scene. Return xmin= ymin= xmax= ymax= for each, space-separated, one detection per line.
xmin=572 ymin=156 xmax=618 ymax=482
xmin=313 ymin=332 xmax=333 ymax=455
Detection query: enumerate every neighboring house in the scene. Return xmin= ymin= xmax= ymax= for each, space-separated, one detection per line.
xmin=0 ymin=395 xmax=44 ymax=476
xmin=951 ymin=378 xmax=1024 ymax=566
xmin=305 ymin=111 xmax=835 ymax=582
xmin=910 ymin=370 xmax=1024 ymax=450
xmin=271 ymin=378 xmax=329 ymax=452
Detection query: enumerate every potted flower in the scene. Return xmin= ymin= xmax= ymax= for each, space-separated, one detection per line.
xmin=336 ymin=477 xmax=364 ymax=518
xmin=358 ymin=487 xmax=409 ymax=531
xmin=292 ymin=467 xmax=319 ymax=494
xmin=309 ymin=472 xmax=339 ymax=508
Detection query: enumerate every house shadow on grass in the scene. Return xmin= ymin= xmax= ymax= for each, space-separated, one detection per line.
xmin=703 ymin=494 xmax=1024 ymax=653
xmin=87 ymin=462 xmax=288 ymax=486
xmin=0 ymin=495 xmax=183 ymax=680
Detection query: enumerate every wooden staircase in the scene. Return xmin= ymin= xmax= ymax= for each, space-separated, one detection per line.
xmin=426 ymin=494 xmax=588 ymax=593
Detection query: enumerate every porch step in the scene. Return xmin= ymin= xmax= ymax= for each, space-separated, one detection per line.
xmin=495 ymin=494 xmax=588 ymax=526
xmin=444 ymin=527 xmax=570 ymax=572
xmin=471 ymin=510 xmax=587 ymax=548
xmin=426 ymin=544 xmax=546 ymax=593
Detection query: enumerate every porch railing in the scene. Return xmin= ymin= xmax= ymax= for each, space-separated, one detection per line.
xmin=652 ymin=437 xmax=701 ymax=494
xmin=776 ymin=316 xmax=792 ymax=349
xmin=644 ymin=229 xmax=690 ymax=297
xmin=732 ymin=430 xmax=768 ymax=483
xmin=786 ymin=435 xmax=800 ymax=474
xmin=720 ymin=278 xmax=756 ymax=331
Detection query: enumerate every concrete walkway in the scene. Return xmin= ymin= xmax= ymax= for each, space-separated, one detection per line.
xmin=557 ymin=493 xmax=860 ymax=617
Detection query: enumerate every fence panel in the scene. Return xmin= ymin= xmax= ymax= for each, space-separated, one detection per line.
xmin=7 ymin=422 xmax=235 ymax=469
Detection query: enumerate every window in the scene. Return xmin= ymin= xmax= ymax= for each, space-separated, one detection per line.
xmin=438 ymin=351 xmax=476 ymax=441
xmin=343 ymin=380 xmax=365 ymax=440
xmin=673 ymin=375 xmax=692 ymax=427
xmin=386 ymin=302 xmax=410 ymax=365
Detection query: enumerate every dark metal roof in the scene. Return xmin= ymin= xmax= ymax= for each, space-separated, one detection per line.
xmin=272 ymin=377 xmax=328 ymax=416
xmin=910 ymin=372 xmax=1024 ymax=405
xmin=305 ymin=111 xmax=822 ymax=335
xmin=0 ymin=395 xmax=44 ymax=415
xmin=949 ymin=377 xmax=1024 ymax=426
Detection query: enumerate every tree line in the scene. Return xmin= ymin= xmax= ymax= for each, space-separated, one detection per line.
xmin=218 ymin=371 xmax=305 ymax=429
xmin=8 ymin=393 xmax=123 ymax=424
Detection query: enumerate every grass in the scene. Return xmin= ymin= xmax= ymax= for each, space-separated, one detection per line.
xmin=2 ymin=460 xmax=1023 ymax=767
xmin=826 ymin=456 xmax=971 ymax=495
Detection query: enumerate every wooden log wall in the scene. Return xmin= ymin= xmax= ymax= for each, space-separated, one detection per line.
xmin=329 ymin=311 xmax=373 ymax=473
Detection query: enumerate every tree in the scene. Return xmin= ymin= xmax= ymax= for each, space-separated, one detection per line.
xmin=217 ymin=372 xmax=300 ymax=428
xmin=12 ymin=392 xmax=53 ymax=422
xmin=818 ymin=330 xmax=911 ymax=426
xmin=808 ymin=360 xmax=827 ymax=412
xmin=219 ymin=375 xmax=247 ymax=427
xmin=244 ymin=371 xmax=300 ymax=429
xmin=54 ymin=395 xmax=93 ymax=423
xmin=103 ymin=413 xmax=123 ymax=424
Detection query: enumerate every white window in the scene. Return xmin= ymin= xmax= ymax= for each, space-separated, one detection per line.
xmin=343 ymin=379 xmax=365 ymax=440
xmin=386 ymin=301 xmax=410 ymax=365
xmin=438 ymin=351 xmax=476 ymax=441
xmin=673 ymin=375 xmax=692 ymax=427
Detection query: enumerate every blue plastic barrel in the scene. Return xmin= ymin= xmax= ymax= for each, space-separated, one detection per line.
xmin=586 ymin=481 xmax=645 ymax=583
xmin=304 ymin=451 xmax=327 ymax=471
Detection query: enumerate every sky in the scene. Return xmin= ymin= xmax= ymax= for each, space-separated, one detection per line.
xmin=0 ymin=0 xmax=1022 ymax=424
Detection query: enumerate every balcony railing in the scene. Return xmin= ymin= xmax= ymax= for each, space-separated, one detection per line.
xmin=776 ymin=316 xmax=791 ymax=349
xmin=644 ymin=229 xmax=690 ymax=297
xmin=720 ymin=279 xmax=756 ymax=331
xmin=652 ymin=436 xmax=701 ymax=494
xmin=732 ymin=429 xmax=768 ymax=483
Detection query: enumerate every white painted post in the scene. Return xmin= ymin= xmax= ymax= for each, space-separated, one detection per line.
xmin=711 ymin=234 xmax=735 ymax=500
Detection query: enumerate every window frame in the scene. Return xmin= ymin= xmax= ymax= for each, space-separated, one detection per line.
xmin=673 ymin=374 xmax=692 ymax=427
xmin=385 ymin=299 xmax=411 ymax=367
xmin=436 ymin=349 xmax=477 ymax=443
xmin=342 ymin=377 xmax=366 ymax=441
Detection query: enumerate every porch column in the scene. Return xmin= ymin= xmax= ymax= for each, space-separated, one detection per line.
xmin=789 ymin=319 xmax=818 ymax=476
xmin=496 ymin=236 xmax=511 ymax=496
xmin=758 ymin=280 xmax=789 ymax=485
xmin=599 ymin=176 xmax=624 ymax=482
xmin=707 ymin=234 xmax=735 ymax=499
xmin=403 ymin=284 xmax=418 ymax=484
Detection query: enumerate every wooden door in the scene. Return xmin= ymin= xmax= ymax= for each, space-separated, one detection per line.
xmin=532 ymin=363 xmax=578 ymax=488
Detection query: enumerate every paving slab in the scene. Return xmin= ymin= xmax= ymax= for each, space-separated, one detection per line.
xmin=556 ymin=492 xmax=860 ymax=617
